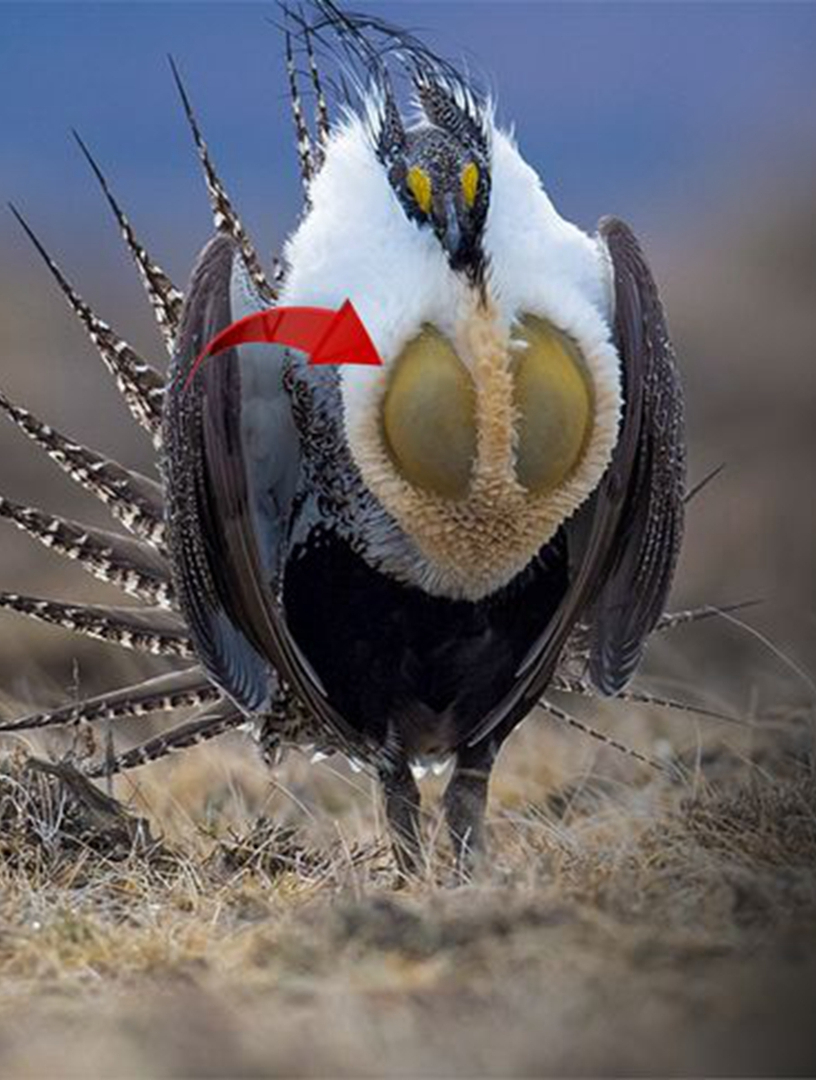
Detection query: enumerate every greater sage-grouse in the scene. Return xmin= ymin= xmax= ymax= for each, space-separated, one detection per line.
xmin=2 ymin=2 xmax=707 ymax=875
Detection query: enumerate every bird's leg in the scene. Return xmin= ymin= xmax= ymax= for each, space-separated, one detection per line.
xmin=378 ymin=760 xmax=422 ymax=880
xmin=443 ymin=741 xmax=497 ymax=880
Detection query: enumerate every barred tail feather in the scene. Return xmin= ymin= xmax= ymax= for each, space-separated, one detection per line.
xmin=0 ymin=496 xmax=174 ymax=608
xmin=168 ymin=57 xmax=277 ymax=304
xmin=285 ymin=28 xmax=316 ymax=192
xmin=0 ymin=592 xmax=191 ymax=657
xmin=85 ymin=698 xmax=245 ymax=779
xmin=73 ymin=130 xmax=184 ymax=354
xmin=656 ymin=600 xmax=761 ymax=634
xmin=0 ymin=668 xmax=219 ymax=735
xmin=8 ymin=204 xmax=165 ymax=445
xmin=552 ymin=675 xmax=743 ymax=726
xmin=305 ymin=23 xmax=331 ymax=161
xmin=538 ymin=698 xmax=672 ymax=775
xmin=0 ymin=387 xmax=165 ymax=548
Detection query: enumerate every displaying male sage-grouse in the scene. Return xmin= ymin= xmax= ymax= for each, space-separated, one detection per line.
xmin=1 ymin=2 xmax=710 ymax=874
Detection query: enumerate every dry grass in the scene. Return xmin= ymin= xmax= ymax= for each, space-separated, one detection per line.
xmin=1 ymin=703 xmax=815 ymax=1077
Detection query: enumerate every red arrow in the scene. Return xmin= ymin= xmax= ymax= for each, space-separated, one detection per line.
xmin=184 ymin=299 xmax=382 ymax=390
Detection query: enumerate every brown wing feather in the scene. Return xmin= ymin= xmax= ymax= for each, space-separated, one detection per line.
xmin=164 ymin=234 xmax=361 ymax=751
xmin=587 ymin=217 xmax=685 ymax=692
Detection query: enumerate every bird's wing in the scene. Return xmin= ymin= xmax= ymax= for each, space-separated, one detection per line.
xmin=467 ymin=216 xmax=685 ymax=745
xmin=584 ymin=216 xmax=686 ymax=692
xmin=164 ymin=233 xmax=358 ymax=746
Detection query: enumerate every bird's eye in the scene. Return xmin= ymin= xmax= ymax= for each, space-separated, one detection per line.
xmin=406 ymin=166 xmax=433 ymax=214
xmin=461 ymin=162 xmax=480 ymax=208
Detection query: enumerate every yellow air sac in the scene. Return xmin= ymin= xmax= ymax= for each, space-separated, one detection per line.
xmin=512 ymin=317 xmax=593 ymax=494
xmin=383 ymin=327 xmax=477 ymax=499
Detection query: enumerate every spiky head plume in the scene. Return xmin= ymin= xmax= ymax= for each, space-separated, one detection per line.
xmin=282 ymin=1 xmax=493 ymax=281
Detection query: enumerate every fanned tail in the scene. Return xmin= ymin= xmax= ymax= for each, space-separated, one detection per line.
xmin=0 ymin=387 xmax=165 ymax=547
xmin=168 ymin=57 xmax=276 ymax=304
xmin=9 ymin=204 xmax=165 ymax=446
xmin=0 ymin=668 xmax=219 ymax=735
xmin=85 ymin=697 xmax=245 ymax=779
xmin=0 ymin=592 xmax=190 ymax=657
xmin=0 ymin=495 xmax=174 ymax=608
xmin=73 ymin=130 xmax=184 ymax=354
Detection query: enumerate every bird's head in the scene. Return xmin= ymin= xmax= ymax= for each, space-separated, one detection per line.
xmin=387 ymin=128 xmax=490 ymax=278
xmin=290 ymin=2 xmax=493 ymax=282
xmin=366 ymin=66 xmax=493 ymax=284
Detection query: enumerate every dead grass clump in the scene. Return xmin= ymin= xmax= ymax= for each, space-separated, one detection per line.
xmin=0 ymin=750 xmax=163 ymax=874
xmin=528 ymin=767 xmax=816 ymax=939
xmin=0 ymin=750 xmax=350 ymax=901
xmin=683 ymin=773 xmax=816 ymax=868
xmin=208 ymin=818 xmax=330 ymax=880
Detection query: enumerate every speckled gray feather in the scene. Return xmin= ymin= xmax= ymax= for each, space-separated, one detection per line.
xmin=163 ymin=233 xmax=368 ymax=757
xmin=586 ymin=218 xmax=686 ymax=692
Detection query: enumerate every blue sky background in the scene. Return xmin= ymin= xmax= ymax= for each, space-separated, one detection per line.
xmin=2 ymin=2 xmax=816 ymax=279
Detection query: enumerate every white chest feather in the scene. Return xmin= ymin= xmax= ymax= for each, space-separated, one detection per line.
xmin=280 ymin=117 xmax=622 ymax=599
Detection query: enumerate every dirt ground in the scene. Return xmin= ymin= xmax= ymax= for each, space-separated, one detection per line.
xmin=1 ymin=693 xmax=815 ymax=1078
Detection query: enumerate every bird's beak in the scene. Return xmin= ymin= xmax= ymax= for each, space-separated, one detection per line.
xmin=437 ymin=193 xmax=463 ymax=265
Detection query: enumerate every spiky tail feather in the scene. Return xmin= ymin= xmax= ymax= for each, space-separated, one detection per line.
xmin=562 ymin=601 xmax=762 ymax=674
xmin=0 ymin=668 xmax=219 ymax=735
xmin=0 ymin=592 xmax=191 ymax=658
xmin=539 ymin=698 xmax=674 ymax=776
xmin=285 ymin=26 xmax=317 ymax=193
xmin=0 ymin=387 xmax=165 ymax=547
xmin=684 ymin=463 xmax=725 ymax=505
xmin=73 ymin=130 xmax=184 ymax=354
xmin=168 ymin=57 xmax=276 ymax=303
xmin=85 ymin=698 xmax=245 ymax=779
xmin=656 ymin=600 xmax=761 ymax=633
xmin=305 ymin=23 xmax=331 ymax=160
xmin=552 ymin=675 xmax=743 ymax=726
xmin=0 ymin=496 xmax=174 ymax=608
xmin=9 ymin=205 xmax=165 ymax=446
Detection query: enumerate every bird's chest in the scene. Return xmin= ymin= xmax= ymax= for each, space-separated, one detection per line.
xmin=282 ymin=525 xmax=569 ymax=753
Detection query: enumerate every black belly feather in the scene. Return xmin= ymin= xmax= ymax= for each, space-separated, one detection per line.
xmin=284 ymin=528 xmax=569 ymax=757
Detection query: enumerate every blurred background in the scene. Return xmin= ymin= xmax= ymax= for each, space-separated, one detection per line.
xmin=1 ymin=1 xmax=815 ymax=720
